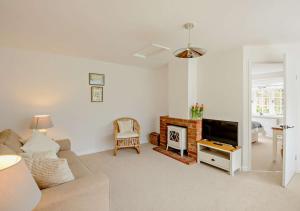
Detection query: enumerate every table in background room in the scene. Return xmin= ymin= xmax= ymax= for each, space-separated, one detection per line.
xmin=272 ymin=126 xmax=283 ymax=162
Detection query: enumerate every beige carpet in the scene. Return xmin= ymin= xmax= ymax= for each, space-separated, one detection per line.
xmin=252 ymin=137 xmax=282 ymax=171
xmin=80 ymin=143 xmax=300 ymax=211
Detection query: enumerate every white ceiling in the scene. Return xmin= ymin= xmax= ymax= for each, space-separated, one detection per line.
xmin=1 ymin=0 xmax=300 ymax=68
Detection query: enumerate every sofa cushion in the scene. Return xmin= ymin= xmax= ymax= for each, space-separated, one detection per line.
xmin=21 ymin=130 xmax=60 ymax=154
xmin=0 ymin=129 xmax=23 ymax=153
xmin=117 ymin=131 xmax=139 ymax=139
xmin=23 ymin=157 xmax=74 ymax=189
xmin=0 ymin=144 xmax=17 ymax=155
xmin=117 ymin=119 xmax=133 ymax=133
xmin=20 ymin=151 xmax=58 ymax=159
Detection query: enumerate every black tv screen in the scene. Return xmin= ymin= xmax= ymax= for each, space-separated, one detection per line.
xmin=202 ymin=119 xmax=238 ymax=147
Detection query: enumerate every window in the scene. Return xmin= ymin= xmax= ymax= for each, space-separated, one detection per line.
xmin=252 ymin=86 xmax=284 ymax=116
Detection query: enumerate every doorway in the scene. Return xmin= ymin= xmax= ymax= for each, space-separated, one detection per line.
xmin=243 ymin=46 xmax=299 ymax=187
xmin=249 ymin=62 xmax=284 ymax=172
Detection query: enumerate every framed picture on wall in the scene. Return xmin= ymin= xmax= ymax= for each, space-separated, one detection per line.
xmin=91 ymin=86 xmax=103 ymax=102
xmin=89 ymin=73 xmax=105 ymax=86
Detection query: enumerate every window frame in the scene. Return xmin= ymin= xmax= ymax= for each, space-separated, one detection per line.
xmin=252 ymin=86 xmax=284 ymax=117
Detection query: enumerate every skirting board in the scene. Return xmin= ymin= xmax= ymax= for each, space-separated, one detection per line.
xmin=76 ymin=140 xmax=149 ymax=156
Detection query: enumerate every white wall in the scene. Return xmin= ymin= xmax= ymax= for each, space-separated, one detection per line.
xmin=0 ymin=47 xmax=168 ymax=155
xmin=168 ymin=58 xmax=198 ymax=119
xmin=198 ymin=48 xmax=243 ymax=151
xmin=187 ymin=59 xmax=198 ymax=116
xmin=198 ymin=49 xmax=243 ymax=122
xmin=153 ymin=64 xmax=169 ymax=131
xmin=168 ymin=59 xmax=189 ymax=119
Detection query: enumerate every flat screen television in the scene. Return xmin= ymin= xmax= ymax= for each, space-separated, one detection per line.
xmin=202 ymin=119 xmax=238 ymax=147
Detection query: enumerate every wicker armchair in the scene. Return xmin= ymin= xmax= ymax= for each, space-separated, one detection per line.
xmin=113 ymin=117 xmax=141 ymax=156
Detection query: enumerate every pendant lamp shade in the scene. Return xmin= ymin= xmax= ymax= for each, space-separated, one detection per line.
xmin=174 ymin=23 xmax=206 ymax=58
xmin=173 ymin=47 xmax=206 ymax=58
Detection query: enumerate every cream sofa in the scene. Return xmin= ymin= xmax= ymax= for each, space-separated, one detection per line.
xmin=0 ymin=130 xmax=110 ymax=211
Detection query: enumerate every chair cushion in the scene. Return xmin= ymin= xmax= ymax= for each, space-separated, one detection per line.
xmin=117 ymin=131 xmax=139 ymax=139
xmin=21 ymin=130 xmax=60 ymax=154
xmin=117 ymin=120 xmax=133 ymax=133
xmin=0 ymin=129 xmax=23 ymax=153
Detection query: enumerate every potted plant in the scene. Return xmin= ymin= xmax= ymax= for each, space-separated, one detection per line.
xmin=191 ymin=103 xmax=204 ymax=120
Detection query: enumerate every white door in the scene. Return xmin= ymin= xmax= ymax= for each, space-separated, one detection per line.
xmin=282 ymin=54 xmax=298 ymax=187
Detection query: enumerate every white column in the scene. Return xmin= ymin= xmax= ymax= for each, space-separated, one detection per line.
xmin=168 ymin=58 xmax=198 ymax=119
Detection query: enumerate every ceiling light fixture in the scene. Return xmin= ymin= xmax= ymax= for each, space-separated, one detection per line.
xmin=174 ymin=23 xmax=206 ymax=58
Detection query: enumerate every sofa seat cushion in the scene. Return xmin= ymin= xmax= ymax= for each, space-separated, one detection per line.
xmin=117 ymin=131 xmax=139 ymax=139
xmin=34 ymin=151 xmax=110 ymax=211
xmin=35 ymin=172 xmax=109 ymax=211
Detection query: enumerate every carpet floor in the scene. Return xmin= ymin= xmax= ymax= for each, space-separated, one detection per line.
xmin=252 ymin=136 xmax=282 ymax=171
xmin=80 ymin=143 xmax=300 ymax=211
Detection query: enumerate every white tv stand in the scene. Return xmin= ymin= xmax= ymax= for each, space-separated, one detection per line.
xmin=197 ymin=140 xmax=241 ymax=176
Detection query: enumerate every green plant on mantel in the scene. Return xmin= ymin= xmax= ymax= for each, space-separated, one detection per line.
xmin=191 ymin=103 xmax=204 ymax=120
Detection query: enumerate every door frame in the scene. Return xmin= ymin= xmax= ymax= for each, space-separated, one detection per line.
xmin=282 ymin=54 xmax=288 ymax=186
xmin=243 ymin=58 xmax=285 ymax=173
xmin=281 ymin=53 xmax=298 ymax=187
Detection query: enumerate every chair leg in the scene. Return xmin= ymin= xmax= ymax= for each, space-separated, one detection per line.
xmin=136 ymin=146 xmax=141 ymax=154
xmin=114 ymin=146 xmax=118 ymax=156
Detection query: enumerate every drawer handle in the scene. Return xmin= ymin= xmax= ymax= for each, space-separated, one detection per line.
xmin=211 ymin=158 xmax=215 ymax=162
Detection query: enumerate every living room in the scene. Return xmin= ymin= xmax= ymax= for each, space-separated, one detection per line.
xmin=1 ymin=1 xmax=300 ymax=211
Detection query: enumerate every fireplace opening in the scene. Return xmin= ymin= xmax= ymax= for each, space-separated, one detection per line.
xmin=167 ymin=125 xmax=187 ymax=157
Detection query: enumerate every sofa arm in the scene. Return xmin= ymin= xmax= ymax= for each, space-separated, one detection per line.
xmin=55 ymin=139 xmax=71 ymax=151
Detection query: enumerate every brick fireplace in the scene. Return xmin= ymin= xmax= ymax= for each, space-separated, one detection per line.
xmin=160 ymin=116 xmax=202 ymax=159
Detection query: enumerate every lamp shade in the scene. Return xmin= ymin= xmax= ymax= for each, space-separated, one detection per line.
xmin=30 ymin=115 xmax=54 ymax=129
xmin=0 ymin=155 xmax=41 ymax=211
xmin=174 ymin=22 xmax=206 ymax=58
xmin=173 ymin=47 xmax=206 ymax=58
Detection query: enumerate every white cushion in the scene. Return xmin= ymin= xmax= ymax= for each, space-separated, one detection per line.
xmin=23 ymin=157 xmax=74 ymax=189
xmin=117 ymin=120 xmax=134 ymax=133
xmin=21 ymin=130 xmax=60 ymax=154
xmin=117 ymin=131 xmax=139 ymax=139
xmin=19 ymin=150 xmax=58 ymax=159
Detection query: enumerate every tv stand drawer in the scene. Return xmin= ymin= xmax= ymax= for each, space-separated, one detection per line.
xmin=199 ymin=150 xmax=230 ymax=171
xmin=197 ymin=141 xmax=242 ymax=176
